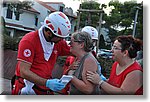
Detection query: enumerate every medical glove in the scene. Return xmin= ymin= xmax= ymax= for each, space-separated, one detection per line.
xmin=46 ymin=79 xmax=65 ymax=91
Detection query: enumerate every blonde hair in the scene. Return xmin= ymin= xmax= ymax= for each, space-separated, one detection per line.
xmin=72 ymin=31 xmax=93 ymax=52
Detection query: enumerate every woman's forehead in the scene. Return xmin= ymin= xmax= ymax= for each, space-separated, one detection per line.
xmin=114 ymin=40 xmax=121 ymax=46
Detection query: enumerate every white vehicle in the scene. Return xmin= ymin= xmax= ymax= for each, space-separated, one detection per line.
xmin=97 ymin=49 xmax=112 ymax=59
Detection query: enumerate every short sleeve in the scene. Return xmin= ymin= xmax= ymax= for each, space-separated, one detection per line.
xmin=17 ymin=40 xmax=35 ymax=64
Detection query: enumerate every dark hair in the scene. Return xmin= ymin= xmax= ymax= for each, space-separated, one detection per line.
xmin=44 ymin=27 xmax=61 ymax=38
xmin=44 ymin=27 xmax=50 ymax=32
xmin=116 ymin=35 xmax=143 ymax=58
xmin=72 ymin=31 xmax=93 ymax=52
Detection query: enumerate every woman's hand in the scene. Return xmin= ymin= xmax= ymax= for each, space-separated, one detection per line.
xmin=86 ymin=71 xmax=101 ymax=85
xmin=68 ymin=69 xmax=76 ymax=75
xmin=68 ymin=60 xmax=80 ymax=70
xmin=67 ymin=60 xmax=80 ymax=75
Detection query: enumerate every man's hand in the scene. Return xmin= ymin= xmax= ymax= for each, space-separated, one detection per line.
xmin=46 ymin=79 xmax=65 ymax=91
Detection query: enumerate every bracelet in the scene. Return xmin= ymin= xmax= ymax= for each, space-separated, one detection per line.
xmin=98 ymin=80 xmax=104 ymax=87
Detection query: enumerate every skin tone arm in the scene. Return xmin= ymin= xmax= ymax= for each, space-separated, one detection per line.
xmin=86 ymin=70 xmax=142 ymax=94
xmin=69 ymin=57 xmax=97 ymax=94
xmin=19 ymin=61 xmax=47 ymax=86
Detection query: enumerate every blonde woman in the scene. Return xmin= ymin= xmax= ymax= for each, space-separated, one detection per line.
xmin=68 ymin=31 xmax=100 ymax=95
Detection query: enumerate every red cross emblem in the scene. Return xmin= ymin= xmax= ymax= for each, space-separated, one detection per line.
xmin=24 ymin=49 xmax=31 ymax=57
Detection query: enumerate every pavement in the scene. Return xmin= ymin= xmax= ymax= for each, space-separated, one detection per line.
xmin=0 ymin=78 xmax=11 ymax=95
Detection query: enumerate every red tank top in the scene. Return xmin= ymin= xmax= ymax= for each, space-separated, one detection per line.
xmin=108 ymin=61 xmax=143 ymax=95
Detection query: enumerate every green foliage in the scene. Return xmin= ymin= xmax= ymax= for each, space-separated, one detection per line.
xmin=103 ymin=0 xmax=143 ymax=41
xmin=79 ymin=1 xmax=101 ymax=28
xmin=1 ymin=16 xmax=10 ymax=49
xmin=79 ymin=0 xmax=143 ymax=50
xmin=97 ymin=57 xmax=114 ymax=78
xmin=2 ymin=1 xmax=34 ymax=50
xmin=2 ymin=34 xmax=22 ymax=51
xmin=120 ymin=18 xmax=132 ymax=27
xmin=1 ymin=16 xmax=22 ymax=50
xmin=3 ymin=33 xmax=11 ymax=50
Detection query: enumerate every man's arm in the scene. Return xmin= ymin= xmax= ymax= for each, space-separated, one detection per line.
xmin=19 ymin=61 xmax=47 ymax=86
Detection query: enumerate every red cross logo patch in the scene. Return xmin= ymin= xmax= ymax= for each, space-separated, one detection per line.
xmin=24 ymin=49 xmax=31 ymax=57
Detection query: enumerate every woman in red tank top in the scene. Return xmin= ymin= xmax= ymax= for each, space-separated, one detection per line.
xmin=86 ymin=35 xmax=143 ymax=95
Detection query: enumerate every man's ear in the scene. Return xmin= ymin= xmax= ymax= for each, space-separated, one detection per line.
xmin=47 ymin=31 xmax=52 ymax=37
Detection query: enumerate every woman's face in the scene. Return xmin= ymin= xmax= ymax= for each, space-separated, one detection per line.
xmin=70 ymin=36 xmax=82 ymax=55
xmin=111 ymin=40 xmax=123 ymax=61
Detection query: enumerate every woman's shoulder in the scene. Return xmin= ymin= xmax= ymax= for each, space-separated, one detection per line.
xmin=83 ymin=54 xmax=98 ymax=70
xmin=85 ymin=54 xmax=97 ymax=63
xmin=122 ymin=61 xmax=143 ymax=78
xmin=129 ymin=61 xmax=143 ymax=72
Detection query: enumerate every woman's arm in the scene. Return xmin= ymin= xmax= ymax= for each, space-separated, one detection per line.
xmin=87 ymin=70 xmax=142 ymax=94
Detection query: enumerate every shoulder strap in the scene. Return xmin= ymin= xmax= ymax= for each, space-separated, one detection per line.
xmin=96 ymin=61 xmax=101 ymax=75
xmin=73 ymin=53 xmax=90 ymax=78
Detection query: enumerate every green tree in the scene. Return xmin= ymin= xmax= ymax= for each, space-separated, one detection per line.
xmin=2 ymin=0 xmax=34 ymax=50
xmin=103 ymin=0 xmax=143 ymax=40
xmin=79 ymin=1 xmax=102 ymax=28
xmin=1 ymin=16 xmax=12 ymax=49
